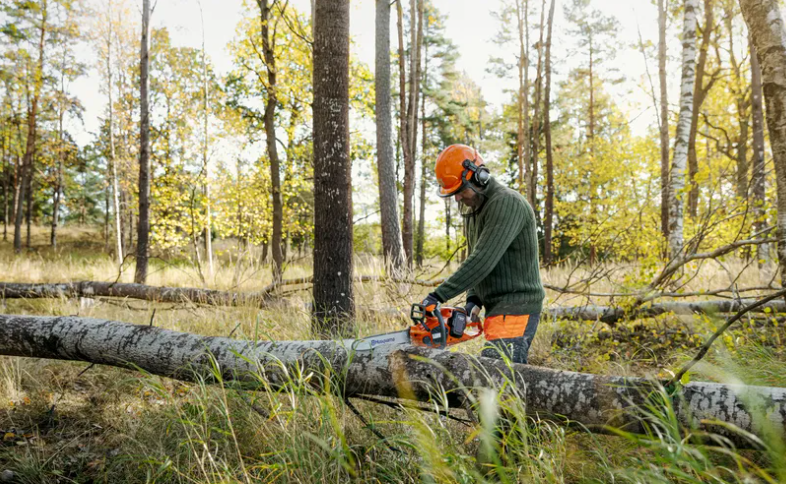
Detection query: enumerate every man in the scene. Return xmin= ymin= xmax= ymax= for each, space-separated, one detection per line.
xmin=420 ymin=144 xmax=545 ymax=364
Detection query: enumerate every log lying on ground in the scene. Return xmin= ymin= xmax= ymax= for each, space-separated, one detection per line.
xmin=1 ymin=314 xmax=784 ymax=447
xmin=0 ymin=277 xmax=374 ymax=308
xmin=4 ymin=281 xmax=786 ymax=325
xmin=548 ymin=298 xmax=786 ymax=324
xmin=0 ymin=281 xmax=272 ymax=307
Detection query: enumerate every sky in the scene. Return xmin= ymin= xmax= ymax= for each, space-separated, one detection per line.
xmin=69 ymin=0 xmax=678 ymax=151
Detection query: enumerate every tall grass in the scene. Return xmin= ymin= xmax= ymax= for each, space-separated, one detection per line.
xmin=0 ymin=228 xmax=785 ymax=482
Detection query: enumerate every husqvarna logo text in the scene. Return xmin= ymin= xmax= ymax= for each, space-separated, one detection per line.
xmin=371 ymin=337 xmax=396 ymax=346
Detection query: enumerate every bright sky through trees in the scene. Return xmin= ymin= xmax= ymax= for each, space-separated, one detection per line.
xmin=69 ymin=0 xmax=678 ymax=153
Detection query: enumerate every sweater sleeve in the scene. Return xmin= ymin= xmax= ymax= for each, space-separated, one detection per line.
xmin=434 ymin=196 xmax=526 ymax=302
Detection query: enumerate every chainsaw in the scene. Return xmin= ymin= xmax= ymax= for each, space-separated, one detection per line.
xmin=343 ymin=303 xmax=484 ymax=351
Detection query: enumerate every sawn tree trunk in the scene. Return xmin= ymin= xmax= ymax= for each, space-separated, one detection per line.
xmin=0 ymin=313 xmax=784 ymax=448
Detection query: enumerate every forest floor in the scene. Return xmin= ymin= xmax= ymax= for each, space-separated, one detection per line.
xmin=0 ymin=227 xmax=785 ymax=483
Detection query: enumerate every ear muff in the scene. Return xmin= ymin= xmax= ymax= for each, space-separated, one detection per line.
xmin=461 ymin=159 xmax=490 ymax=187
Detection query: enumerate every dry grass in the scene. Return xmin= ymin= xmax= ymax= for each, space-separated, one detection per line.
xmin=0 ymin=227 xmax=784 ymax=482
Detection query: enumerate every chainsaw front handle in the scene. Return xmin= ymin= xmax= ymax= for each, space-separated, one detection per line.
xmin=410 ymin=302 xmax=447 ymax=349
xmin=433 ymin=304 xmax=447 ymax=349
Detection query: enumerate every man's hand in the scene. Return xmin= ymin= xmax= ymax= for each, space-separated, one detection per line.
xmin=465 ymin=296 xmax=482 ymax=322
xmin=421 ymin=293 xmax=442 ymax=314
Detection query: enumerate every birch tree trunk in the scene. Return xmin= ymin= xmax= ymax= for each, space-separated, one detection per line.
xmin=375 ymin=0 xmax=406 ymax=275
xmin=668 ymin=0 xmax=699 ymax=259
xmin=135 ymin=0 xmax=151 ymax=284
xmin=659 ymin=0 xmax=670 ymax=242
xmin=1 ymin=314 xmax=784 ymax=447
xmin=312 ymin=0 xmax=355 ymax=336
xmin=739 ymin=0 xmax=786 ymax=285
xmin=543 ymin=0 xmax=555 ymax=266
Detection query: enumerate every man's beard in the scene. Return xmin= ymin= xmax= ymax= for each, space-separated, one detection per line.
xmin=459 ymin=196 xmax=480 ymax=209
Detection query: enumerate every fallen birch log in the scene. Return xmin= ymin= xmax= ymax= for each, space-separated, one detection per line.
xmin=548 ymin=298 xmax=786 ymax=324
xmin=3 ymin=281 xmax=785 ymax=325
xmin=0 ymin=281 xmax=273 ymax=307
xmin=0 ymin=314 xmax=784 ymax=447
xmin=0 ymin=277 xmax=377 ymax=308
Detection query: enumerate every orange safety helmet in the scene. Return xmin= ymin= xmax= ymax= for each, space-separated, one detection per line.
xmin=434 ymin=144 xmax=489 ymax=198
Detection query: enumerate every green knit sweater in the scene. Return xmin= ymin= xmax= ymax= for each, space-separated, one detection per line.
xmin=434 ymin=177 xmax=545 ymax=316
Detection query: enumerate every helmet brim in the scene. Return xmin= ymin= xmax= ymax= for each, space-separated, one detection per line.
xmin=438 ymin=181 xmax=464 ymax=198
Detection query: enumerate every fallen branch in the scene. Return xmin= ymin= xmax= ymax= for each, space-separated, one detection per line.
xmin=3 ymin=281 xmax=786 ymax=325
xmin=0 ymin=314 xmax=783 ymax=447
xmin=668 ymin=288 xmax=786 ymax=387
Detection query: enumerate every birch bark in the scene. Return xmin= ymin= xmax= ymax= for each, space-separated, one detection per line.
xmin=1 ymin=314 xmax=783 ymax=447
xmin=668 ymin=0 xmax=699 ymax=258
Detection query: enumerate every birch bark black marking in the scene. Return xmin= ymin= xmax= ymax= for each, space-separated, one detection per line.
xmin=668 ymin=0 xmax=699 ymax=258
xmin=0 ymin=314 xmax=784 ymax=447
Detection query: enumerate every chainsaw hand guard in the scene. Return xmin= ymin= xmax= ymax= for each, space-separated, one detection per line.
xmin=409 ymin=304 xmax=483 ymax=349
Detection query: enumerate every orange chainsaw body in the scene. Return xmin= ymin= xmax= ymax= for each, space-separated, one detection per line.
xmin=409 ymin=305 xmax=483 ymax=349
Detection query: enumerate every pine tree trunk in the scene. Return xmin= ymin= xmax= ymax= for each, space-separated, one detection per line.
xmin=259 ymin=0 xmax=284 ymax=284
xmin=543 ymin=0 xmax=555 ymax=266
xmin=687 ymin=0 xmax=714 ymax=219
xmin=25 ymin=150 xmax=32 ymax=248
xmin=588 ymin=37 xmax=596 ymax=265
xmin=739 ymin=0 xmax=786 ymax=285
xmin=199 ymin=2 xmax=214 ymax=278
xmin=529 ymin=0 xmax=545 ymax=213
xmin=2 ymin=125 xmax=8 ymax=242
xmin=135 ymin=0 xmax=151 ymax=284
xmin=750 ymin=37 xmax=768 ymax=265
xmin=107 ymin=1 xmax=123 ymax=269
xmin=396 ymin=0 xmax=412 ymax=265
xmin=668 ymin=0 xmax=699 ymax=259
xmin=104 ymin=171 xmax=109 ymax=250
xmin=726 ymin=9 xmax=750 ymax=203
xmin=659 ymin=0 xmax=670 ymax=242
xmin=51 ymin=45 xmax=68 ymax=250
xmin=401 ymin=0 xmax=423 ymax=266
xmin=416 ymin=36 xmax=428 ymax=268
xmin=14 ymin=2 xmax=48 ymax=254
xmin=51 ymin=146 xmax=62 ymax=249
xmin=312 ymin=0 xmax=355 ymax=337
xmin=375 ymin=0 xmax=406 ymax=274
xmin=517 ymin=0 xmax=530 ymax=196
xmin=445 ymin=198 xmax=451 ymax=253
